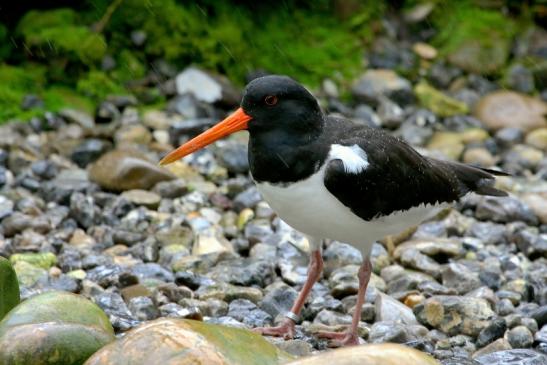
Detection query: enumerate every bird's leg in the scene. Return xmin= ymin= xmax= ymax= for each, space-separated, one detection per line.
xmin=317 ymin=257 xmax=372 ymax=347
xmin=253 ymin=249 xmax=323 ymax=339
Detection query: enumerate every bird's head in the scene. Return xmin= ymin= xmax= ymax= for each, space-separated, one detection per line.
xmin=159 ymin=75 xmax=322 ymax=166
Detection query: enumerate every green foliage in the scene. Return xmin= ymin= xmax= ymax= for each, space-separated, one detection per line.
xmin=104 ymin=0 xmax=364 ymax=85
xmin=17 ymin=8 xmax=106 ymax=67
xmin=0 ymin=24 xmax=11 ymax=61
xmin=77 ymin=71 xmax=126 ymax=101
xmin=0 ymin=64 xmax=47 ymax=122
xmin=0 ymin=257 xmax=20 ymax=320
xmin=431 ymin=1 xmax=517 ymax=74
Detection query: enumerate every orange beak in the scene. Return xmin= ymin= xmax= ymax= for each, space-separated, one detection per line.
xmin=159 ymin=107 xmax=252 ymax=166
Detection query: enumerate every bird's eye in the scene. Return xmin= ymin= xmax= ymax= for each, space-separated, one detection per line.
xmin=264 ymin=95 xmax=278 ymax=106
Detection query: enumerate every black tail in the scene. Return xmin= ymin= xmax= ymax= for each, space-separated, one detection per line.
xmin=433 ymin=160 xmax=509 ymax=197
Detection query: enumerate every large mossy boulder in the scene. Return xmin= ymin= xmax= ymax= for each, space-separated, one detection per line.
xmin=0 ymin=291 xmax=115 ymax=365
xmin=85 ymin=318 xmax=293 ymax=365
xmin=286 ymin=343 xmax=439 ymax=365
xmin=0 ymin=256 xmax=20 ymax=319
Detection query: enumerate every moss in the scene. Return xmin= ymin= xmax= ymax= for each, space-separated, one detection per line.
xmin=0 ymin=257 xmax=20 ymax=320
xmin=0 ymin=64 xmax=47 ymax=122
xmin=432 ymin=2 xmax=517 ymax=74
xmin=111 ymin=50 xmax=146 ymax=84
xmin=43 ymin=86 xmax=95 ymax=114
xmin=0 ymin=23 xmax=11 ymax=61
xmin=76 ymin=71 xmax=126 ymax=101
xmin=16 ymin=8 xmax=106 ymax=67
xmin=103 ymin=0 xmax=365 ymax=86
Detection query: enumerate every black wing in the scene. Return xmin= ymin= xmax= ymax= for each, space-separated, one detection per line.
xmin=323 ymin=130 xmax=507 ymax=221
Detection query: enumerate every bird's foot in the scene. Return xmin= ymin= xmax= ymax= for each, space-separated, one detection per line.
xmin=316 ymin=330 xmax=360 ymax=347
xmin=253 ymin=318 xmax=295 ymax=340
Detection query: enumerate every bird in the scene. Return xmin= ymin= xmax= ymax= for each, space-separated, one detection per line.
xmin=159 ymin=75 xmax=508 ymax=346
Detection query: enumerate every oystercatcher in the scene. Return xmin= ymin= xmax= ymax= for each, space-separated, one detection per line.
xmin=160 ymin=75 xmax=507 ymax=346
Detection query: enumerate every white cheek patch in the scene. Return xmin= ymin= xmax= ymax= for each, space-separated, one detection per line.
xmin=329 ymin=144 xmax=369 ymax=174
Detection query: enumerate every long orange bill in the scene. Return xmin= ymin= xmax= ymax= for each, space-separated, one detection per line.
xmin=159 ymin=107 xmax=252 ymax=166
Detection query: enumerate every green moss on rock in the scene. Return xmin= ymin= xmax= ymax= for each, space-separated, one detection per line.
xmin=433 ymin=2 xmax=517 ymax=74
xmin=415 ymin=81 xmax=469 ymax=117
xmin=10 ymin=253 xmax=57 ymax=270
xmin=0 ymin=291 xmax=115 ymax=365
xmin=0 ymin=257 xmax=20 ymax=320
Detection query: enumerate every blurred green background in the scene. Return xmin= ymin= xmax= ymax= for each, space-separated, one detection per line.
xmin=0 ymin=0 xmax=545 ymax=122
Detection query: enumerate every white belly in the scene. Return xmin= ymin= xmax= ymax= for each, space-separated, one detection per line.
xmin=255 ymin=167 xmax=446 ymax=257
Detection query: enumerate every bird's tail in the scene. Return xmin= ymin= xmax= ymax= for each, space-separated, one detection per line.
xmin=433 ymin=159 xmax=509 ymax=197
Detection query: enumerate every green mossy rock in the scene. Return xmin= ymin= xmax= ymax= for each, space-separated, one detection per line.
xmin=0 ymin=291 xmax=115 ymax=365
xmin=415 ymin=81 xmax=468 ymax=117
xmin=10 ymin=252 xmax=57 ymax=269
xmin=85 ymin=318 xmax=293 ymax=365
xmin=433 ymin=4 xmax=516 ymax=75
xmin=12 ymin=261 xmax=48 ymax=288
xmin=0 ymin=257 xmax=20 ymax=320
xmin=286 ymin=343 xmax=439 ymax=365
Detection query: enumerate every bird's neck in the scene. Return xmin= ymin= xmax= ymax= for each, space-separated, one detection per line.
xmin=248 ymin=125 xmax=329 ymax=184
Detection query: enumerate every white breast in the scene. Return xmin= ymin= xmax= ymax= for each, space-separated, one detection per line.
xmin=255 ymin=144 xmax=447 ymax=257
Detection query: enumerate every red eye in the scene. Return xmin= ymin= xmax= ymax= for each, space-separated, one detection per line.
xmin=264 ymin=95 xmax=278 ymax=106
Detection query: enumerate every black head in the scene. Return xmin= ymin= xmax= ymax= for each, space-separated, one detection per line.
xmin=241 ymin=75 xmax=323 ymax=135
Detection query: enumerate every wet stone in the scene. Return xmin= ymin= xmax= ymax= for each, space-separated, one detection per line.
xmin=477 ymin=318 xmax=507 ymax=348
xmin=368 ymin=321 xmax=414 ymax=344
xmin=227 ymin=299 xmax=272 ymax=327
xmin=474 ymin=349 xmax=547 ymax=365
xmin=442 ymin=263 xmax=481 ymax=295
xmin=94 ymin=292 xmax=139 ymax=331
xmin=507 ymin=325 xmax=534 ymax=349
xmin=260 ymin=283 xmax=298 ymax=319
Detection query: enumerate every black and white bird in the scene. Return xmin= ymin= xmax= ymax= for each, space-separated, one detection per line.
xmin=160 ymin=75 xmax=507 ymax=346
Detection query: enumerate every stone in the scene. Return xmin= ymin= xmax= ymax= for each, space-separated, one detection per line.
xmin=323 ymin=241 xmax=362 ymax=277
xmin=208 ymin=258 xmax=275 ymax=287
xmin=0 ymin=291 xmax=114 ymax=365
xmin=351 ymin=69 xmax=412 ymax=105
xmin=473 ymin=338 xmax=512 ymax=359
xmin=375 ymin=292 xmax=418 ymax=325
xmin=477 ymin=318 xmax=507 ymax=348
xmin=59 ymin=108 xmax=94 ymax=129
xmin=114 ymin=124 xmax=152 ymax=146
xmin=94 ymin=292 xmax=139 ymax=331
xmin=368 ymin=322 xmax=414 ymax=344
xmin=415 ymin=81 xmax=468 ymax=117
xmin=13 ymin=261 xmax=48 ymax=288
xmin=288 ymin=343 xmax=438 ymax=364
xmin=227 ymin=299 xmax=272 ymax=327
xmin=496 ymin=127 xmax=524 ymax=148
xmin=506 ymin=326 xmax=534 ymax=348
xmin=9 ymin=252 xmax=57 ymax=269
xmin=84 ymin=318 xmax=293 ymax=365
xmin=476 ymin=196 xmax=538 ymax=226
xmin=525 ymin=128 xmax=547 ymax=151
xmin=447 ymin=36 xmax=509 ymax=75
xmin=413 ymin=42 xmax=437 ymax=59
xmin=89 ymin=150 xmax=175 ymax=191
xmin=275 ymin=339 xmax=312 ymax=358
xmin=414 ymin=296 xmax=495 ymax=337
xmin=260 ymin=284 xmax=298 ymax=319
xmin=427 ymin=132 xmax=465 ymax=160
xmin=474 ymin=91 xmax=547 ymax=132
xmin=474 ymin=349 xmax=547 ymax=365
xmin=71 ymin=139 xmax=112 ymax=167
xmin=442 ymin=263 xmax=481 ymax=295
xmin=506 ymin=64 xmax=535 ymax=94
xmin=197 ymin=282 xmax=263 ymax=304
xmin=463 ymin=148 xmax=497 ymax=167
xmin=128 ymin=296 xmax=159 ymax=321
xmin=175 ymin=67 xmax=240 ymax=106
xmin=121 ymin=189 xmax=161 ymax=209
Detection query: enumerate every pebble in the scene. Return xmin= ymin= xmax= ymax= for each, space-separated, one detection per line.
xmin=506 ymin=325 xmax=534 ymax=348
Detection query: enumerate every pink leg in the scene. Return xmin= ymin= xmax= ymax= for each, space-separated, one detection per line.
xmin=254 ymin=249 xmax=323 ymax=339
xmin=317 ymin=257 xmax=372 ymax=347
